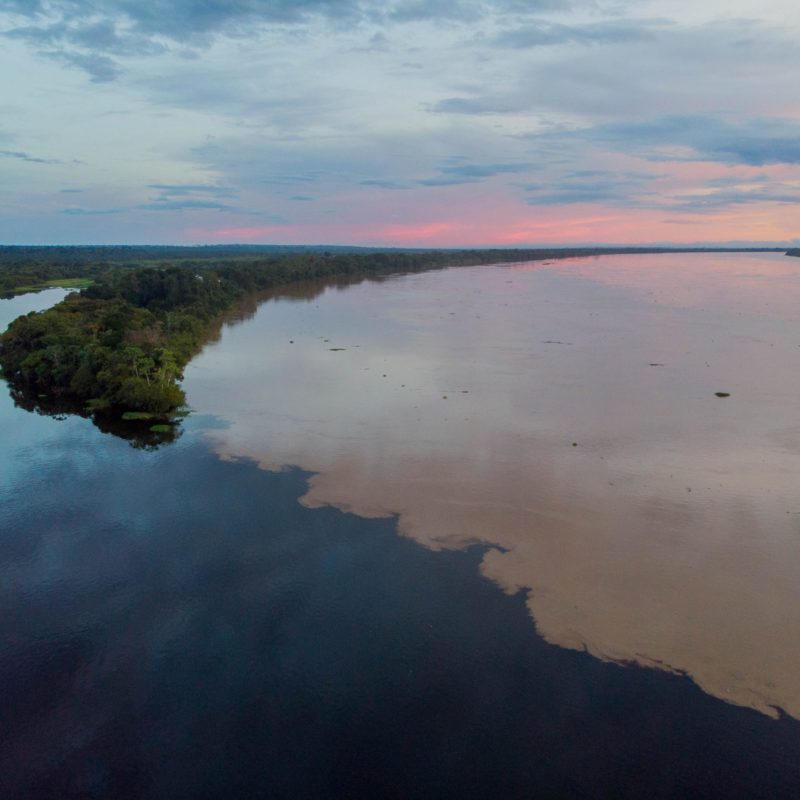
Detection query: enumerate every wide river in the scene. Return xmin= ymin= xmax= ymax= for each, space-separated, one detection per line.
xmin=2 ymin=253 xmax=800 ymax=798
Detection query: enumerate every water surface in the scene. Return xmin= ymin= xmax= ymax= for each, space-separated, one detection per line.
xmin=186 ymin=252 xmax=800 ymax=719
xmin=4 ymin=266 xmax=800 ymax=798
xmin=0 ymin=287 xmax=68 ymax=330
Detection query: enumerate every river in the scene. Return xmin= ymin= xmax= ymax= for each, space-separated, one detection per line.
xmin=2 ymin=255 xmax=800 ymax=798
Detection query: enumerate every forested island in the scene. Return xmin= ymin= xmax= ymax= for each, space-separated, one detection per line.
xmin=0 ymin=245 xmax=790 ymax=429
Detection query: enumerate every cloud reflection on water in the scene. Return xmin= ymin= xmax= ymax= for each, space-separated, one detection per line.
xmin=185 ymin=252 xmax=800 ymax=719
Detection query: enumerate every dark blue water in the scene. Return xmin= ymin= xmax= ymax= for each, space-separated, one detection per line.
xmin=2 ymin=295 xmax=800 ymax=798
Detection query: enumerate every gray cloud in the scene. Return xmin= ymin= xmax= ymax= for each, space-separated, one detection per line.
xmin=587 ymin=116 xmax=800 ymax=165
xmin=524 ymin=170 xmax=659 ymax=207
xmin=1 ymin=0 xmax=591 ymax=81
xmin=148 ymin=183 xmax=237 ymax=198
xmin=359 ymin=179 xmax=407 ymax=189
xmin=1 ymin=2 xmax=348 ymax=80
xmin=430 ymin=96 xmax=522 ymax=115
xmin=186 ymin=126 xmax=542 ymax=217
xmin=0 ymin=149 xmax=61 ymax=164
xmin=703 ymin=174 xmax=771 ymax=188
xmin=122 ymin=0 xmax=368 ymax=35
xmin=419 ymin=161 xmax=534 ymax=185
xmin=1 ymin=0 xmax=571 ymax=46
xmin=490 ymin=19 xmax=663 ymax=49
xmin=50 ymin=49 xmax=121 ymax=81
xmin=63 ymin=207 xmax=123 ymax=215
xmin=429 ymin=19 xmax=800 ymax=120
xmin=4 ymin=9 xmax=165 ymax=81
xmin=261 ymin=175 xmax=321 ymax=186
xmin=141 ymin=65 xmax=344 ymax=131
xmin=138 ymin=199 xmax=238 ymax=212
xmin=670 ymin=182 xmax=800 ymax=212
xmin=140 ymin=183 xmax=244 ymax=213
xmin=1 ymin=0 xmax=46 ymax=13
xmin=388 ymin=0 xmax=486 ymax=23
xmin=110 ymin=0 xmax=574 ymax=34
xmin=523 ymin=162 xmax=800 ymax=212
xmin=3 ymin=1 xmax=362 ymax=40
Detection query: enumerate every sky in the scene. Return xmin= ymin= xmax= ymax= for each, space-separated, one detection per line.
xmin=1 ymin=0 xmax=799 ymax=247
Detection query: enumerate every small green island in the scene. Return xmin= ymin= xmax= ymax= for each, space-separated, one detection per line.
xmin=0 ymin=245 xmax=790 ymax=426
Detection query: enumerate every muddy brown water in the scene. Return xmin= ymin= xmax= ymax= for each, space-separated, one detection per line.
xmin=185 ymin=252 xmax=800 ymax=720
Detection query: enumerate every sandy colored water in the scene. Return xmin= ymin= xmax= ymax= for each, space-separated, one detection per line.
xmin=184 ymin=252 xmax=800 ymax=719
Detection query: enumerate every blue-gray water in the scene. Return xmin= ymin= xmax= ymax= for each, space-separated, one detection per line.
xmin=2 ymin=274 xmax=800 ymax=798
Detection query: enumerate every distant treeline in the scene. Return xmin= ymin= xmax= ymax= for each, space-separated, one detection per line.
xmin=0 ymin=244 xmax=427 ymax=294
xmin=0 ymin=245 xmax=790 ymax=418
xmin=0 ymin=244 xmax=787 ymax=295
xmin=787 ymin=249 xmax=800 ymax=258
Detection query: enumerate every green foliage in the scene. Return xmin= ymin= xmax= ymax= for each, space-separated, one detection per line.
xmin=0 ymin=294 xmax=185 ymax=414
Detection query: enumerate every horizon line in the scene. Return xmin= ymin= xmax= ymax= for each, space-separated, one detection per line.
xmin=0 ymin=242 xmax=795 ymax=251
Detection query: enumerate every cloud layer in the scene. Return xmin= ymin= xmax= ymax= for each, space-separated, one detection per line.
xmin=1 ymin=0 xmax=799 ymax=244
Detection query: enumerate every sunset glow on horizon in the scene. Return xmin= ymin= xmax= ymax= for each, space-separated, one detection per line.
xmin=1 ymin=1 xmax=799 ymax=247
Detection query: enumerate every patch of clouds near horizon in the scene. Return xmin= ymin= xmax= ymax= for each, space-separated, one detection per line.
xmin=528 ymin=116 xmax=800 ymax=167
xmin=524 ymin=170 xmax=662 ymax=208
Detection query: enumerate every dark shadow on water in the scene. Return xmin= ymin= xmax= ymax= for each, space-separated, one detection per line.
xmin=1 ymin=436 xmax=799 ymax=799
xmin=4 ymin=384 xmax=182 ymax=449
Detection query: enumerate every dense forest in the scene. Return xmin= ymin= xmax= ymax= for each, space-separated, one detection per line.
xmin=0 ymin=246 xmax=790 ymax=424
xmin=0 ymin=244 xmax=438 ymax=295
